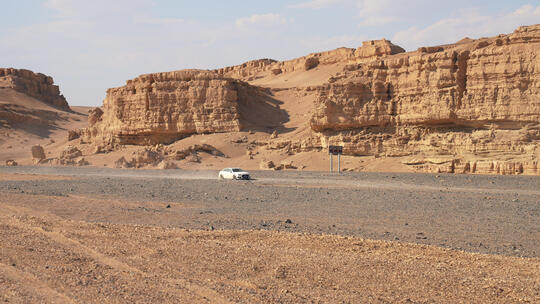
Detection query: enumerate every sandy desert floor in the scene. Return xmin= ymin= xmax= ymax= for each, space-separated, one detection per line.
xmin=0 ymin=167 xmax=539 ymax=303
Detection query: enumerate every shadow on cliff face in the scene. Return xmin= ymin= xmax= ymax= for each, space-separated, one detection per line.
xmin=237 ymin=86 xmax=293 ymax=134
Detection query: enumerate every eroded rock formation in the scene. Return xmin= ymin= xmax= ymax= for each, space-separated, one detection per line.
xmin=311 ymin=26 xmax=540 ymax=130
xmin=215 ymin=39 xmax=405 ymax=80
xmin=310 ymin=25 xmax=540 ymax=174
xmin=0 ymin=68 xmax=70 ymax=111
xmin=82 ymin=70 xmax=267 ymax=145
xmin=82 ymin=24 xmax=540 ymax=175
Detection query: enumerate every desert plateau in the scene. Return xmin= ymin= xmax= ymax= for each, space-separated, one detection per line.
xmin=1 ymin=4 xmax=539 ymax=302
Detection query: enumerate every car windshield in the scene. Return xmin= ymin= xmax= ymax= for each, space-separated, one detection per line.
xmin=232 ymin=168 xmax=242 ymax=172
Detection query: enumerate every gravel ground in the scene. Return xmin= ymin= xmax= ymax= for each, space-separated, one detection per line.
xmin=1 ymin=166 xmax=539 ymax=257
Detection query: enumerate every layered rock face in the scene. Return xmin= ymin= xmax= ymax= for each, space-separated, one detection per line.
xmin=310 ymin=25 xmax=540 ymax=174
xmin=215 ymin=40 xmax=405 ymax=80
xmin=0 ymin=68 xmax=70 ymax=111
xmin=83 ymin=70 xmax=261 ymax=145
xmin=81 ymin=25 xmax=539 ymax=175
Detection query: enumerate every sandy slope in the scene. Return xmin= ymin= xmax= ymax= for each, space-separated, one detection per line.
xmin=249 ymin=62 xmax=348 ymax=89
xmin=0 ymin=88 xmax=90 ymax=165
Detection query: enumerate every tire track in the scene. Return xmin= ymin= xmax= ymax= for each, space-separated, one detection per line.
xmin=1 ymin=204 xmax=233 ymax=304
xmin=0 ymin=262 xmax=76 ymax=304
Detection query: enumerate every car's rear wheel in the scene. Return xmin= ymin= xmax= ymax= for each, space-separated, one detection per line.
xmin=219 ymin=174 xmax=224 ymax=180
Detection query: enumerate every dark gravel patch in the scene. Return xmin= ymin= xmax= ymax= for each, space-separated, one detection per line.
xmin=1 ymin=166 xmax=539 ymax=257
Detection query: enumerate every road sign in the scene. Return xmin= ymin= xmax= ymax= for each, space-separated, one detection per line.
xmin=328 ymin=145 xmax=343 ymax=155
xmin=328 ymin=145 xmax=343 ymax=173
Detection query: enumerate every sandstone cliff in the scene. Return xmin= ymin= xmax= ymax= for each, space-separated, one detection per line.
xmin=311 ymin=25 xmax=539 ymax=130
xmin=215 ymin=39 xmax=404 ymax=81
xmin=0 ymin=68 xmax=70 ymax=111
xmin=82 ymin=70 xmax=281 ymax=145
xmin=80 ymin=24 xmax=540 ymax=175
xmin=310 ymin=25 xmax=540 ymax=174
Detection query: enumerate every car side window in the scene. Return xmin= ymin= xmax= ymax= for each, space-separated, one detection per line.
xmin=226 ymin=169 xmax=231 ymax=173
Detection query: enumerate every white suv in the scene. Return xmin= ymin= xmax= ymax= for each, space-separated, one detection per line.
xmin=218 ymin=168 xmax=250 ymax=180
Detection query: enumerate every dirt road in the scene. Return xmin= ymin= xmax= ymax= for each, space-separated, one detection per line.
xmin=1 ymin=166 xmax=539 ymax=257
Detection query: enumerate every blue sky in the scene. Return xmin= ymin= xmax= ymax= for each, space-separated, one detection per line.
xmin=1 ymin=0 xmax=539 ymax=106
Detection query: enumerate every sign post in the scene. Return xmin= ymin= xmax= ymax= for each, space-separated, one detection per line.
xmin=328 ymin=145 xmax=343 ymax=173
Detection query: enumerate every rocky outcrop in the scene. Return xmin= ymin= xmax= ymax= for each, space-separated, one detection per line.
xmin=79 ymin=24 xmax=539 ymax=175
xmin=173 ymin=144 xmax=226 ymax=160
xmin=112 ymin=144 xmax=225 ymax=168
xmin=60 ymin=146 xmax=82 ymax=159
xmin=88 ymin=107 xmax=103 ymax=125
xmin=47 ymin=146 xmax=89 ymax=166
xmin=0 ymin=68 xmax=70 ymax=111
xmin=304 ymin=57 xmax=320 ymax=71
xmin=215 ymin=40 xmax=405 ymax=81
xmin=114 ymin=148 xmax=163 ymax=168
xmin=82 ymin=70 xmax=267 ymax=145
xmin=310 ymin=24 xmax=540 ymax=174
xmin=356 ymin=39 xmax=406 ymax=59
xmin=312 ymin=25 xmax=540 ymax=130
xmin=83 ymin=40 xmax=405 ymax=147
xmin=214 ymin=59 xmax=277 ymax=81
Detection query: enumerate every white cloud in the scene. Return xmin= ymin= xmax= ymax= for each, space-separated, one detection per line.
xmin=289 ymin=0 xmax=345 ymax=9
xmin=355 ymin=0 xmax=401 ymax=26
xmin=356 ymin=0 xmax=391 ymax=15
xmin=358 ymin=15 xmax=395 ymax=26
xmin=290 ymin=0 xmax=398 ymax=26
xmin=392 ymin=5 xmax=540 ymax=51
xmin=235 ymin=13 xmax=288 ymax=27
xmin=134 ymin=17 xmax=185 ymax=26
xmin=44 ymin=0 xmax=154 ymax=18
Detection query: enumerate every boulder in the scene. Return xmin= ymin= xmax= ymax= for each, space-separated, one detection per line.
xmin=76 ymin=158 xmax=89 ymax=166
xmin=61 ymin=146 xmax=82 ymax=159
xmin=31 ymin=145 xmax=46 ymax=161
xmin=187 ymin=154 xmax=201 ymax=163
xmin=88 ymin=107 xmax=103 ymax=126
xmin=271 ymin=68 xmax=282 ymax=75
xmin=304 ymin=57 xmax=319 ymax=71
xmin=5 ymin=159 xmax=18 ymax=166
xmin=174 ymin=144 xmax=226 ymax=160
xmin=157 ymin=160 xmax=177 ymax=169
xmin=67 ymin=130 xmax=80 ymax=141
xmin=114 ymin=157 xmax=133 ymax=169
xmin=133 ymin=149 xmax=162 ymax=167
xmin=260 ymin=160 xmax=275 ymax=170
